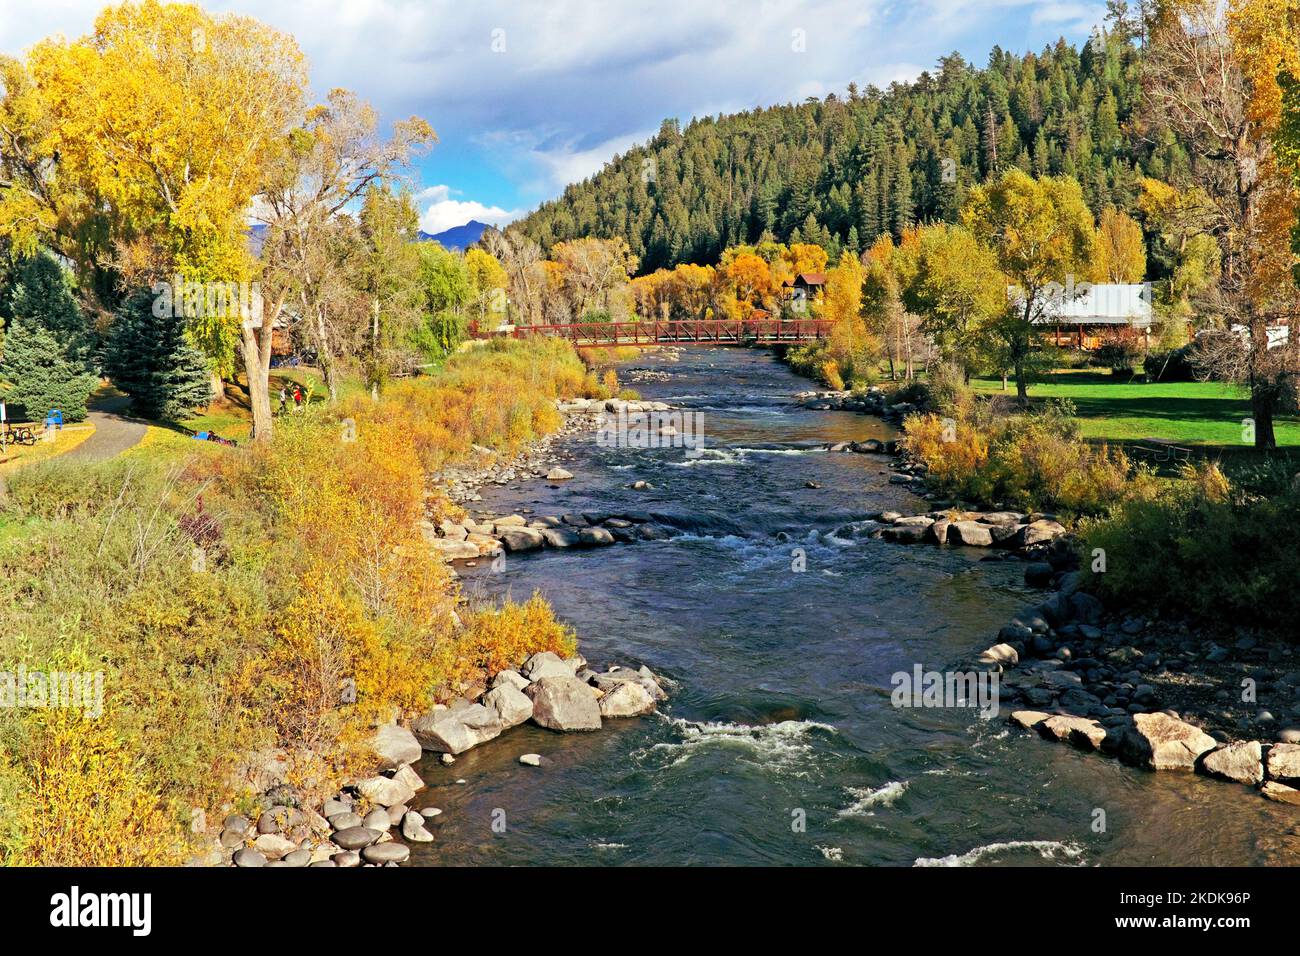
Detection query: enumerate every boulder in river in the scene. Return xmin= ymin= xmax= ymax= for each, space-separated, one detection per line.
xmin=482 ymin=683 xmax=534 ymax=729
xmin=499 ymin=527 xmax=545 ymax=552
xmin=1266 ymin=742 xmax=1300 ymax=782
xmin=546 ymin=467 xmax=574 ymax=481
xmin=1261 ymin=781 xmax=1300 ymax=805
xmin=527 ymin=675 xmax=602 ymax=731
xmin=1039 ymin=714 xmax=1108 ymax=751
xmin=1200 ymin=741 xmax=1264 ymax=785
xmin=947 ymin=521 xmax=994 ymax=547
xmin=490 ymin=669 xmax=531 ymax=692
xmin=1120 ymin=712 xmax=1217 ymax=771
xmin=598 ymin=680 xmax=657 ymax=717
xmin=1013 ymin=519 xmax=1068 ymax=549
xmin=411 ymin=703 xmax=504 ymax=754
xmin=578 ymin=527 xmax=616 ymax=546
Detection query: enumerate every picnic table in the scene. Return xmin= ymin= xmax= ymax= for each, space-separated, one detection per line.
xmin=1131 ymin=436 xmax=1192 ymax=464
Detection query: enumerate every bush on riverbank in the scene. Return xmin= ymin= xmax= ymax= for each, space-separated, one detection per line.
xmin=902 ymin=400 xmax=1159 ymax=515
xmin=1080 ymin=464 xmax=1300 ymax=630
xmin=0 ymin=337 xmax=585 ymax=864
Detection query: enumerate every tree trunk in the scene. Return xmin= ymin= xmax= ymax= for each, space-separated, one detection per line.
xmin=209 ymin=371 xmax=225 ymax=403
xmin=241 ymin=295 xmax=282 ymax=442
xmin=1251 ymin=384 xmax=1278 ymax=450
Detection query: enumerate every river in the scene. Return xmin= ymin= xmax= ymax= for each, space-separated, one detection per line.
xmin=408 ymin=347 xmax=1295 ymax=867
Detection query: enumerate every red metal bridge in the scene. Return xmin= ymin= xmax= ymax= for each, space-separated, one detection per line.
xmin=471 ymin=318 xmax=833 ymax=347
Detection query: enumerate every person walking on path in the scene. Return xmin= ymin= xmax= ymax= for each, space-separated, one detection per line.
xmin=278 ymin=386 xmax=287 ymax=414
xmin=292 ymin=385 xmax=303 ymax=413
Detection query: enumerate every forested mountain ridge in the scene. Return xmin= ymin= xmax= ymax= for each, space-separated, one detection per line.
xmin=513 ymin=23 xmax=1184 ymax=273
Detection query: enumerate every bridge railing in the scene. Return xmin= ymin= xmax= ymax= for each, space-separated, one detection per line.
xmin=469 ymin=318 xmax=832 ymax=344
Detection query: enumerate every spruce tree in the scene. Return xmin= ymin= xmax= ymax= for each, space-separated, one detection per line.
xmin=104 ymin=291 xmax=214 ymax=420
xmin=0 ymin=253 xmax=98 ymax=423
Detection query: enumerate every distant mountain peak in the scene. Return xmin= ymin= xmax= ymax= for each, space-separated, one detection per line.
xmin=419 ymin=220 xmax=490 ymax=249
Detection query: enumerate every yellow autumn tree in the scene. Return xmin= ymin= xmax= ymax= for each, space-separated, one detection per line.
xmin=14 ymin=0 xmax=308 ymax=374
xmin=1096 ymin=206 xmax=1147 ymax=282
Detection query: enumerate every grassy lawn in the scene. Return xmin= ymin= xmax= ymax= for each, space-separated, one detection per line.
xmin=0 ymin=422 xmax=95 ymax=473
xmin=971 ymin=370 xmax=1300 ymax=448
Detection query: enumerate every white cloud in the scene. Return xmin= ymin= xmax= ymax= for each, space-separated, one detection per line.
xmin=415 ymin=184 xmax=522 ymax=235
xmin=1 ymin=1 xmax=1112 ymax=209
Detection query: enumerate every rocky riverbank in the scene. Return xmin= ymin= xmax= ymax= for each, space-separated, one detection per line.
xmin=967 ymin=543 xmax=1300 ymax=808
xmin=201 ymin=652 xmax=671 ymax=867
xmin=421 ymin=396 xmax=684 ymax=562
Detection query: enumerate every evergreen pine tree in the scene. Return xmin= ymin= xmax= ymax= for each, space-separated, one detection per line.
xmin=105 ymin=291 xmax=214 ymax=420
xmin=0 ymin=253 xmax=98 ymax=423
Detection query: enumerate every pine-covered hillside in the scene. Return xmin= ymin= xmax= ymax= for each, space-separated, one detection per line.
xmin=513 ymin=22 xmax=1185 ymax=273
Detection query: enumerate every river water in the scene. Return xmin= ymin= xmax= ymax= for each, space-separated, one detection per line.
xmin=409 ymin=347 xmax=1296 ymax=867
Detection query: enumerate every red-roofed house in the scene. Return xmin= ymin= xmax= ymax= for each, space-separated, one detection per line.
xmin=782 ymin=273 xmax=826 ymax=313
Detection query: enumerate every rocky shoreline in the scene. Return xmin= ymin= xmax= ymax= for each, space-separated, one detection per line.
xmin=207 ymin=653 xmax=671 ymax=867
xmin=806 ymin=381 xmax=1300 ymax=815
xmin=975 ymin=565 xmax=1300 ymax=808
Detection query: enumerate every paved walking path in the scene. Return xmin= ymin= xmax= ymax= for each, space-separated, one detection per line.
xmin=63 ymin=395 xmax=148 ymax=463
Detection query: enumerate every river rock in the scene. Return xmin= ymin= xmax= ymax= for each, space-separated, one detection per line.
xmin=1201 ymin=741 xmax=1264 ymax=785
xmin=598 ymin=680 xmax=657 ymax=717
xmin=978 ymin=643 xmax=1019 ymax=666
xmin=521 ymin=651 xmax=575 ymax=681
xmin=361 ymin=843 xmax=410 ymax=865
xmin=483 ymin=683 xmax=534 ymax=729
xmin=411 ymin=704 xmax=504 ymax=754
xmin=490 ymin=669 xmax=531 ymax=692
xmin=578 ymin=527 xmax=616 ymax=546
xmin=947 ymin=521 xmax=994 ymax=547
xmin=1266 ymin=743 xmax=1300 ymax=782
xmin=233 ymin=848 xmax=267 ymax=868
xmin=363 ymin=809 xmax=392 ymax=831
xmin=519 ymin=753 xmax=543 ymax=766
xmin=546 ymin=467 xmax=574 ymax=480
xmin=493 ymin=514 xmax=528 ymax=528
xmin=1024 ymin=562 xmax=1055 ymax=587
xmin=331 ymin=850 xmax=362 ymax=867
xmin=1120 ymin=712 xmax=1217 ymax=771
xmin=527 ymin=675 xmax=602 ymax=731
xmin=282 ymin=848 xmax=311 ymax=867
xmin=431 ymin=538 xmax=480 ymax=560
xmin=369 ymin=725 xmax=422 ymax=770
xmin=1010 ymin=710 xmax=1051 ymax=730
xmin=328 ymin=811 xmax=364 ymax=830
xmin=253 ymin=833 xmax=296 ymax=860
xmin=331 ymin=826 xmax=381 ymax=851
xmin=1014 ymin=519 xmax=1068 ymax=549
xmin=1040 ymin=714 xmax=1108 ymax=751
xmin=893 ymin=515 xmax=934 ymax=528
xmin=356 ymin=775 xmax=417 ymax=808
xmin=499 ymin=527 xmax=545 ymax=552
xmin=1261 ymin=781 xmax=1300 ymax=805
xmin=540 ymin=527 xmax=582 ymax=547
xmin=393 ymin=763 xmax=425 ymax=793
xmin=402 ymin=811 xmax=435 ymax=843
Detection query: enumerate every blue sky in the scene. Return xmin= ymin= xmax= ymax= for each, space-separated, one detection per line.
xmin=0 ymin=0 xmax=1110 ymax=234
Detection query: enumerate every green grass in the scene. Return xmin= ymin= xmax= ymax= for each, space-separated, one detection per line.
xmin=971 ymin=370 xmax=1300 ymax=448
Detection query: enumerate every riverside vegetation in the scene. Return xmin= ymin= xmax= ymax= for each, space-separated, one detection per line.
xmin=0 ymin=337 xmax=642 ymax=865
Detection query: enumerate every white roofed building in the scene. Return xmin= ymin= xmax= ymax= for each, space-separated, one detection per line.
xmin=1021 ymin=282 xmax=1154 ymax=349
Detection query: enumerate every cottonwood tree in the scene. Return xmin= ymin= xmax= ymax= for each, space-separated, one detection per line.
xmin=0 ymin=2 xmax=307 ymax=384
xmin=1141 ymin=0 xmax=1300 ymax=447
xmin=255 ymin=88 xmax=434 ymax=437
xmin=485 ymin=228 xmax=546 ymax=327
xmin=904 ymin=223 xmax=1007 ymax=383
xmin=963 ymin=168 xmax=1098 ymax=400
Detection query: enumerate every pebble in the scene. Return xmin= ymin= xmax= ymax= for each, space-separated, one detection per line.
xmin=361 ymin=843 xmax=410 ymax=865
xmin=519 ymin=753 xmax=543 ymax=766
